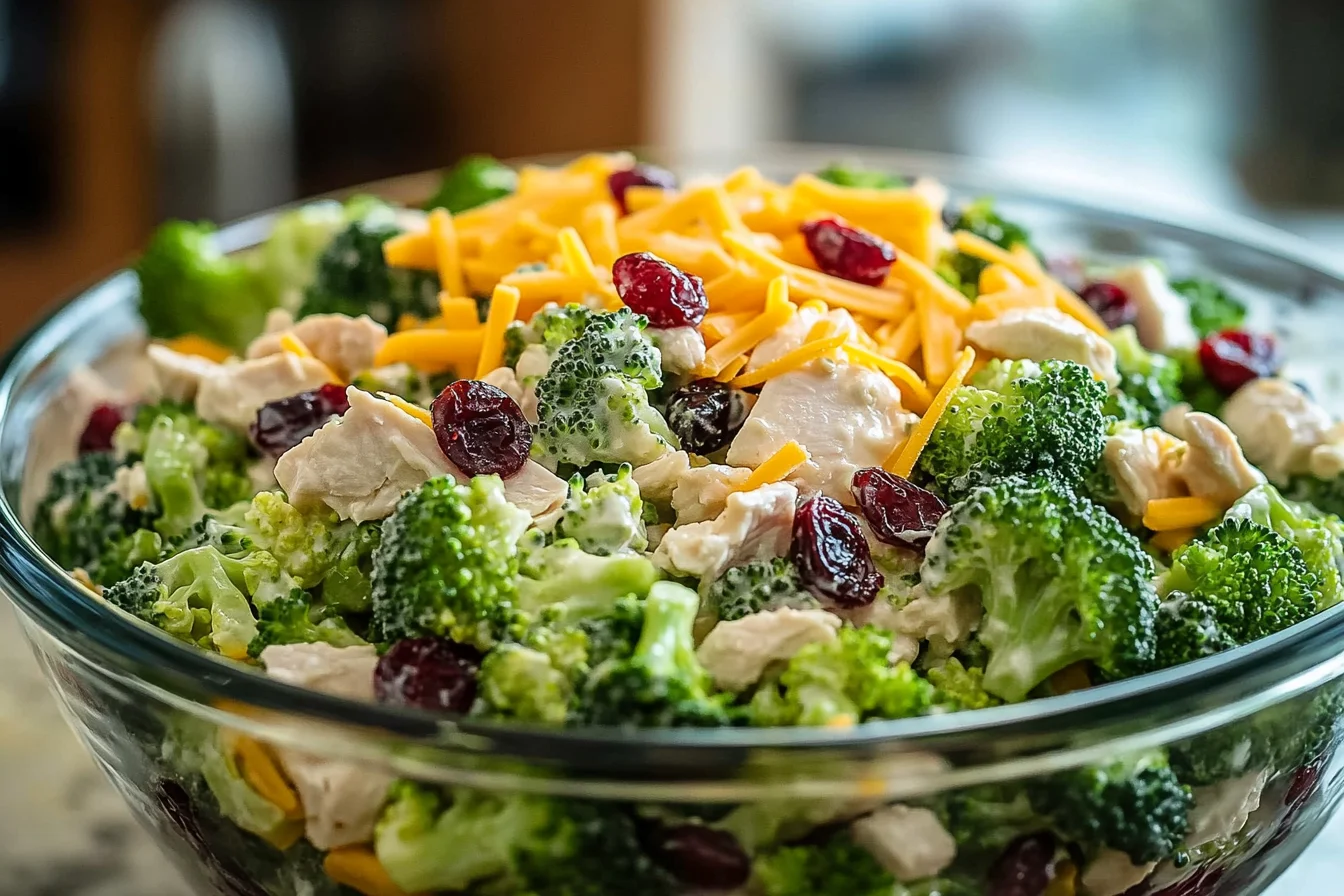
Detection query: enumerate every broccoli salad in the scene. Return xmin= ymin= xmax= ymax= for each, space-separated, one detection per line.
xmin=32 ymin=153 xmax=1344 ymax=895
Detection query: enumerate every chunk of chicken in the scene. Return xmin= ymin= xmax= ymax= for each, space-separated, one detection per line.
xmin=1186 ymin=769 xmax=1267 ymax=849
xmin=964 ymin=307 xmax=1120 ymax=386
xmin=727 ymin=365 xmax=915 ymax=502
xmin=891 ymin=590 xmax=981 ymax=655
xmin=1309 ymin=435 xmax=1344 ymax=480
xmin=1106 ymin=261 xmax=1199 ymax=352
xmin=1081 ymin=850 xmax=1158 ymax=896
xmin=671 ymin=463 xmax=753 ymax=523
xmin=849 ymin=805 xmax=957 ymax=882
xmin=196 ymin=353 xmax=334 ymax=432
xmin=106 ymin=462 xmax=152 ymax=512
xmin=746 ymin=307 xmax=863 ymax=371
xmin=1103 ymin=427 xmax=1186 ymax=517
xmin=653 ymin=482 xmax=797 ymax=580
xmin=633 ymin=450 xmax=692 ymax=506
xmin=513 ymin=343 xmax=551 ymax=423
xmin=697 ymin=609 xmax=841 ymax=691
xmin=147 ymin=344 xmax=223 ymax=403
xmin=500 ymin=460 xmax=569 ymax=520
xmin=246 ymin=313 xmax=388 ymax=382
xmin=1163 ymin=407 xmax=1265 ymax=506
xmin=258 ymin=643 xmax=378 ymax=701
xmin=1222 ymin=378 xmax=1335 ymax=484
xmin=481 ymin=365 xmax=526 ymax=407
xmin=248 ymin=456 xmax=279 ymax=492
xmin=652 ymin=326 xmax=706 ymax=377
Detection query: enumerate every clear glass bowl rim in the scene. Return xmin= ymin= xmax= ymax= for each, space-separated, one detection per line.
xmin=5 ymin=144 xmax=1344 ymax=786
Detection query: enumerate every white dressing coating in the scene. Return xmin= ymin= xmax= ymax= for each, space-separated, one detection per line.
xmin=653 ymin=482 xmax=797 ymax=580
xmin=633 ymin=450 xmax=692 ymax=506
xmin=671 ymin=463 xmax=752 ymax=523
xmin=481 ymin=365 xmax=526 ymax=407
xmin=196 ymin=353 xmax=333 ymax=431
xmin=697 ymin=609 xmax=841 ymax=691
xmin=651 ymin=325 xmax=707 ymax=377
xmin=964 ymin=307 xmax=1120 ymax=387
xmin=105 ymin=462 xmax=152 ymax=512
xmin=513 ymin=343 xmax=553 ymax=423
xmin=1163 ymin=407 xmax=1265 ymax=506
xmin=746 ymin=307 xmax=863 ymax=372
xmin=1107 ymin=261 xmax=1199 ymax=352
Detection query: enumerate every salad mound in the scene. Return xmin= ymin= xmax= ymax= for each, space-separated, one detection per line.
xmin=34 ymin=153 xmax=1344 ymax=895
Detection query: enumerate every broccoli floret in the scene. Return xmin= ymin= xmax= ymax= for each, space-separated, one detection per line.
xmin=254 ymin=195 xmax=391 ymax=308
xmin=922 ymin=476 xmax=1159 ymax=702
xmin=424 ymin=154 xmax=518 ymax=214
xmin=1105 ymin=326 xmax=1183 ymax=427
xmin=814 ymin=162 xmax=905 ymax=190
xmin=705 ymin=557 xmax=820 ymax=622
xmin=132 ymin=405 xmax=255 ymax=536
xmin=1232 ymin=484 xmax=1344 ymax=609
xmin=127 ymin=400 xmax=251 ymax=469
xmin=752 ymin=831 xmax=975 ymax=896
xmin=929 ymin=784 xmax=1042 ymax=866
xmin=747 ymin=626 xmax=935 ymax=727
xmin=927 ymin=658 xmax=1002 ymax=711
xmin=297 ymin=217 xmax=439 ymax=329
xmin=134 ymin=220 xmax=279 ymax=353
xmin=515 ymin=532 xmax=660 ymax=618
xmin=917 ymin=359 xmax=1108 ymax=500
xmin=246 ymin=590 xmax=365 ymax=658
xmin=1286 ymin=473 xmax=1344 ymax=520
xmin=936 ymin=198 xmax=1038 ymax=298
xmin=532 ymin=308 xmax=677 ymax=470
xmin=370 ymin=475 xmax=531 ymax=648
xmin=1170 ymin=277 xmax=1246 ymax=339
xmin=503 ymin=303 xmax=598 ymax=369
xmin=513 ymin=800 xmax=679 ymax=896
xmin=1027 ymin=752 xmax=1192 ymax=864
xmin=1171 ymin=346 xmax=1226 ymax=415
xmin=574 ymin=581 xmax=733 ymax=727
xmin=552 ymin=464 xmax=648 ymax=555
xmin=320 ymin=520 xmax=381 ymax=613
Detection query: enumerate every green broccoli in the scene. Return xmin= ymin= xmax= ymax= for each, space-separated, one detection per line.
xmin=916 ymin=359 xmax=1108 ymax=500
xmin=254 ymin=195 xmax=392 ymax=308
xmin=125 ymin=401 xmax=253 ymax=505
xmin=574 ymin=581 xmax=733 ymax=727
xmin=1105 ymin=326 xmax=1184 ymax=427
xmin=512 ymin=800 xmax=680 ymax=896
xmin=1286 ymin=473 xmax=1344 ymax=521
xmin=319 ymin=520 xmax=381 ymax=613
xmin=753 ymin=831 xmax=975 ymax=896
xmin=128 ymin=404 xmax=254 ymax=536
xmin=814 ymin=162 xmax=906 ymax=190
xmin=936 ymin=198 xmax=1038 ymax=298
xmin=705 ymin=557 xmax=820 ymax=622
xmin=552 ymin=464 xmax=648 ymax=555
xmin=1172 ymin=346 xmax=1226 ymax=415
xmin=503 ymin=302 xmax=598 ymax=369
xmin=532 ymin=308 xmax=678 ymax=470
xmin=747 ymin=626 xmax=935 ymax=727
xmin=927 ymin=658 xmax=1002 ymax=711
xmin=921 ymin=476 xmax=1159 ymax=702
xmin=474 ymin=641 xmax=574 ymax=725
xmin=1233 ymin=484 xmax=1344 ymax=609
xmin=1170 ymin=277 xmax=1246 ymax=339
xmin=369 ymin=475 xmax=531 ymax=648
xmin=424 ymin=154 xmax=518 ymax=214
xmin=135 ymin=220 xmax=279 ymax=353
xmin=929 ymin=783 xmax=1042 ymax=866
xmin=297 ymin=217 xmax=439 ymax=329
xmin=515 ymin=531 xmax=660 ymax=618
xmin=246 ymin=590 xmax=365 ymax=658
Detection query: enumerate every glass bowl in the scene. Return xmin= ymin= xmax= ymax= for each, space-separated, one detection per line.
xmin=2 ymin=147 xmax=1344 ymax=896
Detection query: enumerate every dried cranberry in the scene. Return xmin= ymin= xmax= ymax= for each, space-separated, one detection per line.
xmin=431 ymin=379 xmax=532 ymax=477
xmin=374 ymin=637 xmax=482 ymax=714
xmin=800 ymin=218 xmax=895 ymax=286
xmin=850 ymin=468 xmax=948 ymax=554
xmin=608 ymin=163 xmax=678 ymax=215
xmin=791 ymin=496 xmax=883 ymax=608
xmin=666 ymin=379 xmax=751 ymax=455
xmin=78 ymin=404 xmax=126 ymax=454
xmin=249 ymin=383 xmax=350 ymax=456
xmin=646 ymin=824 xmax=751 ymax=890
xmin=155 ymin=781 xmax=265 ymax=896
xmin=612 ymin=252 xmax=708 ymax=328
xmin=988 ymin=832 xmax=1058 ymax=896
xmin=1198 ymin=330 xmax=1281 ymax=394
xmin=1079 ymin=281 xmax=1137 ymax=329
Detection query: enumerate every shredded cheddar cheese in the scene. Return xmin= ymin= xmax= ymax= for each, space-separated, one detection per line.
xmin=1150 ymin=527 xmax=1199 ymax=553
xmin=428 ymin=209 xmax=466 ymax=297
xmin=439 ymin=296 xmax=481 ymax=329
xmin=323 ymin=847 xmax=416 ymax=896
xmin=233 ymin=735 xmax=303 ymax=820
xmin=1143 ymin=496 xmax=1223 ymax=532
xmin=886 ymin=346 xmax=976 ymax=478
xmin=160 ymin=334 xmax=234 ymax=363
xmin=714 ymin=354 xmax=750 ymax=382
xmin=277 ymin=332 xmax=313 ymax=359
xmin=731 ymin=330 xmax=849 ymax=388
xmin=374 ymin=329 xmax=484 ymax=375
xmin=737 ymin=441 xmax=810 ymax=492
xmin=382 ymin=230 xmax=436 ymax=270
xmin=972 ymin=287 xmax=1055 ymax=320
xmin=476 ymin=283 xmax=521 ymax=377
xmin=917 ymin=290 xmax=964 ymax=387
xmin=953 ymin=231 xmax=1108 ymax=336
xmin=380 ymin=392 xmax=433 ymax=427
xmin=843 ymin=344 xmax=933 ymax=412
xmin=978 ymin=262 xmax=1025 ymax=294
xmin=695 ymin=275 xmax=796 ymax=377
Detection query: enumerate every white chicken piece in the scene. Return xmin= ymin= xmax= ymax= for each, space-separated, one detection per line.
xmin=653 ymin=482 xmax=797 ymax=580
xmin=257 ymin=644 xmax=392 ymax=850
xmin=248 ymin=456 xmax=279 ymax=492
xmin=481 ymin=365 xmax=526 ymax=407
xmin=633 ymin=450 xmax=692 ymax=506
xmin=274 ymin=387 xmax=453 ymax=523
xmin=196 ymin=353 xmax=334 ymax=432
xmin=1081 ymin=850 xmax=1158 ymax=896
xmin=106 ymin=462 xmax=152 ymax=511
xmin=849 ymin=805 xmax=957 ymax=881
xmin=263 ymin=307 xmax=296 ymax=333
xmin=1106 ymin=261 xmax=1200 ymax=352
xmin=500 ymin=460 xmax=569 ymax=520
xmin=1103 ymin=427 xmax=1186 ymax=517
xmin=1222 ymin=378 xmax=1336 ymax=484
xmin=1186 ymin=769 xmax=1268 ymax=848
xmin=652 ymin=326 xmax=706 ymax=377
xmin=727 ymin=365 xmax=915 ymax=502
xmin=745 ymin=307 xmax=863 ymax=371
xmin=892 ymin=591 xmax=981 ymax=655
xmin=696 ymin=609 xmax=841 ymax=691
xmin=246 ymin=313 xmax=387 ymax=382
xmin=1163 ymin=408 xmax=1264 ymax=506
xmin=1309 ymin=435 xmax=1344 ymax=480
xmin=671 ymin=463 xmax=753 ymax=523
xmin=513 ymin=343 xmax=552 ymax=423
xmin=964 ymin=307 xmax=1120 ymax=386
xmin=146 ymin=343 xmax=223 ymax=403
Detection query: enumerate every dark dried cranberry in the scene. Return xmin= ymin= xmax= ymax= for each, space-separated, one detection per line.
xmin=800 ymin=218 xmax=895 ymax=286
xmin=988 ymin=832 xmax=1057 ymax=896
xmin=155 ymin=781 xmax=265 ymax=896
xmin=78 ymin=404 xmax=126 ymax=454
xmin=612 ymin=252 xmax=708 ymax=328
xmin=851 ymin=467 xmax=948 ymax=554
xmin=249 ymin=383 xmax=350 ymax=456
xmin=374 ymin=637 xmax=482 ymax=714
xmin=1198 ymin=330 xmax=1281 ymax=394
xmin=608 ymin=163 xmax=678 ymax=215
xmin=1079 ymin=281 xmax=1137 ymax=329
xmin=791 ymin=496 xmax=883 ymax=608
xmin=431 ymin=379 xmax=532 ymax=477
xmin=646 ymin=824 xmax=751 ymax=890
xmin=666 ymin=379 xmax=751 ymax=455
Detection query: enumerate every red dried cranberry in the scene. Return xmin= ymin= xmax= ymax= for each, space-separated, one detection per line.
xmin=1198 ymin=330 xmax=1281 ymax=393
xmin=612 ymin=252 xmax=708 ymax=328
xmin=608 ymin=163 xmax=677 ymax=215
xmin=431 ymin=379 xmax=532 ymax=477
xmin=78 ymin=404 xmax=126 ymax=454
xmin=249 ymin=383 xmax=350 ymax=457
xmin=800 ymin=218 xmax=896 ymax=286
xmin=1080 ymin=281 xmax=1137 ymax=329
xmin=666 ymin=379 xmax=750 ymax=455
xmin=850 ymin=467 xmax=948 ymax=554
xmin=374 ymin=636 xmax=482 ymax=714
xmin=646 ymin=824 xmax=751 ymax=890
xmin=791 ymin=496 xmax=883 ymax=608
xmin=988 ymin=832 xmax=1058 ymax=896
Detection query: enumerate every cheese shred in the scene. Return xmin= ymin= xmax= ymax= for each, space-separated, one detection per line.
xmin=885 ymin=346 xmax=977 ymax=478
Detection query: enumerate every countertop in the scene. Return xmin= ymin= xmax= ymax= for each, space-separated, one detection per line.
xmin=1 ymin=599 xmax=1340 ymax=896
